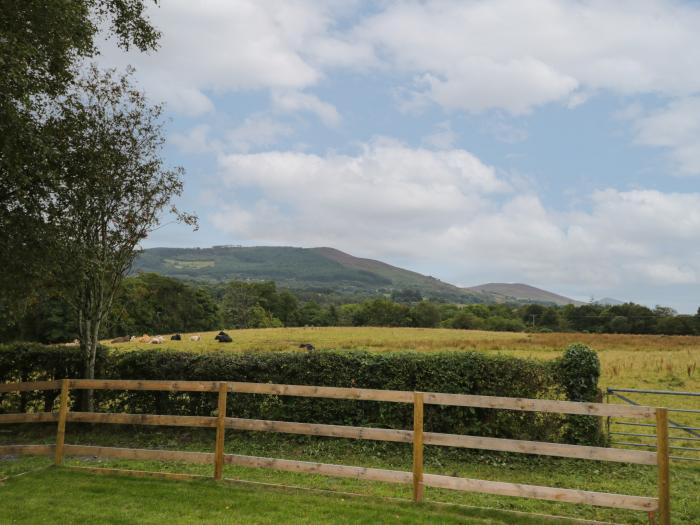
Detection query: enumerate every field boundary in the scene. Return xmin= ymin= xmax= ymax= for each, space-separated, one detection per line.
xmin=0 ymin=379 xmax=670 ymax=524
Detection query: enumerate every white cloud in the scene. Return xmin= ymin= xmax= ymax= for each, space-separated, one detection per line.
xmin=631 ymin=97 xmax=700 ymax=175
xmin=170 ymin=116 xmax=294 ymax=155
xmin=356 ymin=0 xmax=700 ymax=114
xmin=210 ymin=143 xmax=700 ymax=289
xmin=271 ymin=91 xmax=341 ymax=127
xmin=170 ymin=125 xmax=216 ymax=154
xmin=227 ymin=116 xmax=294 ymax=152
xmin=101 ymin=0 xmax=700 ymax=170
xmin=99 ymin=0 xmax=373 ymax=116
xmin=422 ymin=121 xmax=456 ymax=149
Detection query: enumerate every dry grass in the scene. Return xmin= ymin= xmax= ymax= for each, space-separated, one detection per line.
xmin=105 ymin=327 xmax=700 ymax=392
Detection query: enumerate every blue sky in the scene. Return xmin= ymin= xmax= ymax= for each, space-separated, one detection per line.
xmin=100 ymin=1 xmax=700 ymax=312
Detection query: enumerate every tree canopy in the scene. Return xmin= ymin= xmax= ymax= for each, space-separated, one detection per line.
xmin=0 ymin=0 xmax=159 ymax=314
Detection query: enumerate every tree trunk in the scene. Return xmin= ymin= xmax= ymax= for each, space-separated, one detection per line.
xmin=79 ymin=315 xmax=101 ymax=411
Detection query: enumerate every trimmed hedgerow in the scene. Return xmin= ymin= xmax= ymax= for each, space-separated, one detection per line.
xmin=0 ymin=343 xmax=601 ymax=443
xmin=554 ymin=343 xmax=606 ymax=445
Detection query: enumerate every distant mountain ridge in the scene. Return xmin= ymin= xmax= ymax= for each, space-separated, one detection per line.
xmin=133 ymin=246 xmax=477 ymax=302
xmin=133 ymin=246 xmax=584 ymax=305
xmin=464 ymin=283 xmax=584 ymax=306
xmin=592 ymin=297 xmax=625 ymax=306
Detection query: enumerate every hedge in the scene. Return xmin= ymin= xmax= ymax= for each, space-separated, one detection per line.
xmin=0 ymin=342 xmax=603 ymax=444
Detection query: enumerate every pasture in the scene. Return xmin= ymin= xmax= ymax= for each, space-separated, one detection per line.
xmin=105 ymin=327 xmax=700 ymax=392
xmin=3 ymin=326 xmax=696 ymax=524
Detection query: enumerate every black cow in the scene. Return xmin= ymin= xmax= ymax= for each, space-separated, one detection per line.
xmin=171 ymin=334 xmax=182 ymax=341
xmin=215 ymin=332 xmax=233 ymax=343
xmin=299 ymin=343 xmax=315 ymax=352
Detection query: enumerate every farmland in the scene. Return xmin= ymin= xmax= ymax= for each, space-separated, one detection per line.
xmin=1 ymin=326 xmax=698 ymax=524
xmin=105 ymin=327 xmax=700 ymax=392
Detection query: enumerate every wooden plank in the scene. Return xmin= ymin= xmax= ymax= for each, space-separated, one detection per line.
xmin=0 ymin=380 xmax=62 ymax=393
xmin=423 ymin=432 xmax=657 ymax=465
xmin=62 ymin=379 xmax=656 ymax=419
xmin=214 ymin=382 xmax=227 ymax=480
xmin=412 ymin=392 xmax=424 ymax=502
xmin=69 ymin=379 xmax=219 ymax=392
xmin=66 ymin=412 xmax=217 ymax=427
xmin=228 ymin=382 xmax=413 ymax=403
xmin=0 ymin=412 xmax=58 ymax=424
xmin=423 ymin=473 xmax=659 ymax=512
xmin=656 ymin=408 xmax=671 ymax=525
xmin=54 ymin=379 xmax=69 ymax=465
xmin=64 ymin=466 xmax=208 ymax=482
xmin=225 ymin=418 xmax=412 ymax=443
xmin=223 ymin=454 xmax=412 ymax=484
xmin=423 ymin=392 xmax=655 ymax=419
xmin=62 ymin=445 xmax=214 ymax=464
xmin=0 ymin=444 xmax=55 ymax=456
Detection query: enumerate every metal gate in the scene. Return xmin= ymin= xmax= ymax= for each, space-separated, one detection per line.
xmin=607 ymin=387 xmax=700 ymax=462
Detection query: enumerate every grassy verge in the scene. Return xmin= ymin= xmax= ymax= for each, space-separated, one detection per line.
xmin=2 ymin=425 xmax=698 ymax=524
xmin=0 ymin=467 xmax=583 ymax=525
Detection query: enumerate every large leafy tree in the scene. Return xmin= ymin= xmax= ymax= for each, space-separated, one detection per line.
xmin=0 ymin=0 xmax=159 ymax=320
xmin=42 ymin=66 xmax=195 ymax=409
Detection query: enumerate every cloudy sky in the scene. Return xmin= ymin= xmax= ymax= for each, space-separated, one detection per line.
xmin=100 ymin=0 xmax=700 ymax=312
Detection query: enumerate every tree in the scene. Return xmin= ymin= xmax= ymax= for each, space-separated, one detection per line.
xmin=449 ymin=310 xmax=482 ymax=330
xmin=410 ymin=301 xmax=441 ymax=328
xmin=45 ymin=67 xmax=195 ymax=409
xmin=0 ymin=0 xmax=159 ymax=318
xmin=107 ymin=274 xmax=219 ymax=336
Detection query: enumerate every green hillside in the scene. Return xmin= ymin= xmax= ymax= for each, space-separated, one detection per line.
xmin=132 ymin=246 xmax=482 ymax=302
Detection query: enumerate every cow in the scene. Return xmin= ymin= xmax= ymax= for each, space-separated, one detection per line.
xmin=190 ymin=335 xmax=201 ymax=342
xmin=130 ymin=336 xmax=139 ymax=342
xmin=299 ymin=343 xmax=315 ymax=352
xmin=111 ymin=335 xmax=131 ymax=344
xmin=215 ymin=332 xmax=233 ymax=343
xmin=139 ymin=334 xmax=151 ymax=343
xmin=171 ymin=334 xmax=182 ymax=341
xmin=150 ymin=336 xmax=164 ymax=344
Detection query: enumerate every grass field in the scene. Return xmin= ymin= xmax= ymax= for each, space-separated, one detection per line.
xmin=105 ymin=327 xmax=700 ymax=392
xmin=105 ymin=327 xmax=700 ymax=460
xmin=0 ymin=466 xmax=579 ymax=525
xmin=5 ymin=327 xmax=694 ymax=523
xmin=2 ymin=426 xmax=699 ymax=524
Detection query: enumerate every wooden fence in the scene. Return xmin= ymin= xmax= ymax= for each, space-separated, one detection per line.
xmin=0 ymin=379 xmax=670 ymax=525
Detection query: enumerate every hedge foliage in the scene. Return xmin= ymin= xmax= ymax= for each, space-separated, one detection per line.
xmin=0 ymin=342 xmax=603 ymax=444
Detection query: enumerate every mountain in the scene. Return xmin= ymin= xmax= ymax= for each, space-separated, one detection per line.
xmin=132 ymin=246 xmax=482 ymax=302
xmin=133 ymin=246 xmax=591 ymax=305
xmin=592 ymin=297 xmax=625 ymax=306
xmin=463 ymin=283 xmax=584 ymax=306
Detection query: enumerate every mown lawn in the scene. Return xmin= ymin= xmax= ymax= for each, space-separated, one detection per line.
xmin=3 ymin=426 xmax=699 ymax=524
xmin=0 ymin=465 xmax=579 ymax=525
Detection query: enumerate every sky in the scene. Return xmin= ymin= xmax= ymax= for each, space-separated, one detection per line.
xmin=99 ymin=0 xmax=700 ymax=312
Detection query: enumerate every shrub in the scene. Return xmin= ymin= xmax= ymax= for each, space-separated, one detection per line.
xmin=555 ymin=343 xmax=605 ymax=445
xmin=0 ymin=343 xmax=602 ymax=444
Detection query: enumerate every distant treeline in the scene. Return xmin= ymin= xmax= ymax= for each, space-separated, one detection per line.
xmin=3 ymin=273 xmax=700 ymax=343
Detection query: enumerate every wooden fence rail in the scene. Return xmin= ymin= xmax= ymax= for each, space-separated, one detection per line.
xmin=0 ymin=379 xmax=670 ymax=525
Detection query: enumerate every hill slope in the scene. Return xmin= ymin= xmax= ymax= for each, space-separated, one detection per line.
xmin=133 ymin=246 xmax=481 ymax=302
xmin=464 ymin=283 xmax=583 ymax=306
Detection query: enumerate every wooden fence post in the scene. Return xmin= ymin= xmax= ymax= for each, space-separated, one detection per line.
xmin=55 ymin=379 xmax=70 ymax=465
xmin=412 ymin=391 xmax=424 ymax=502
xmin=214 ymin=382 xmax=228 ymax=480
xmin=656 ymin=408 xmax=670 ymax=525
